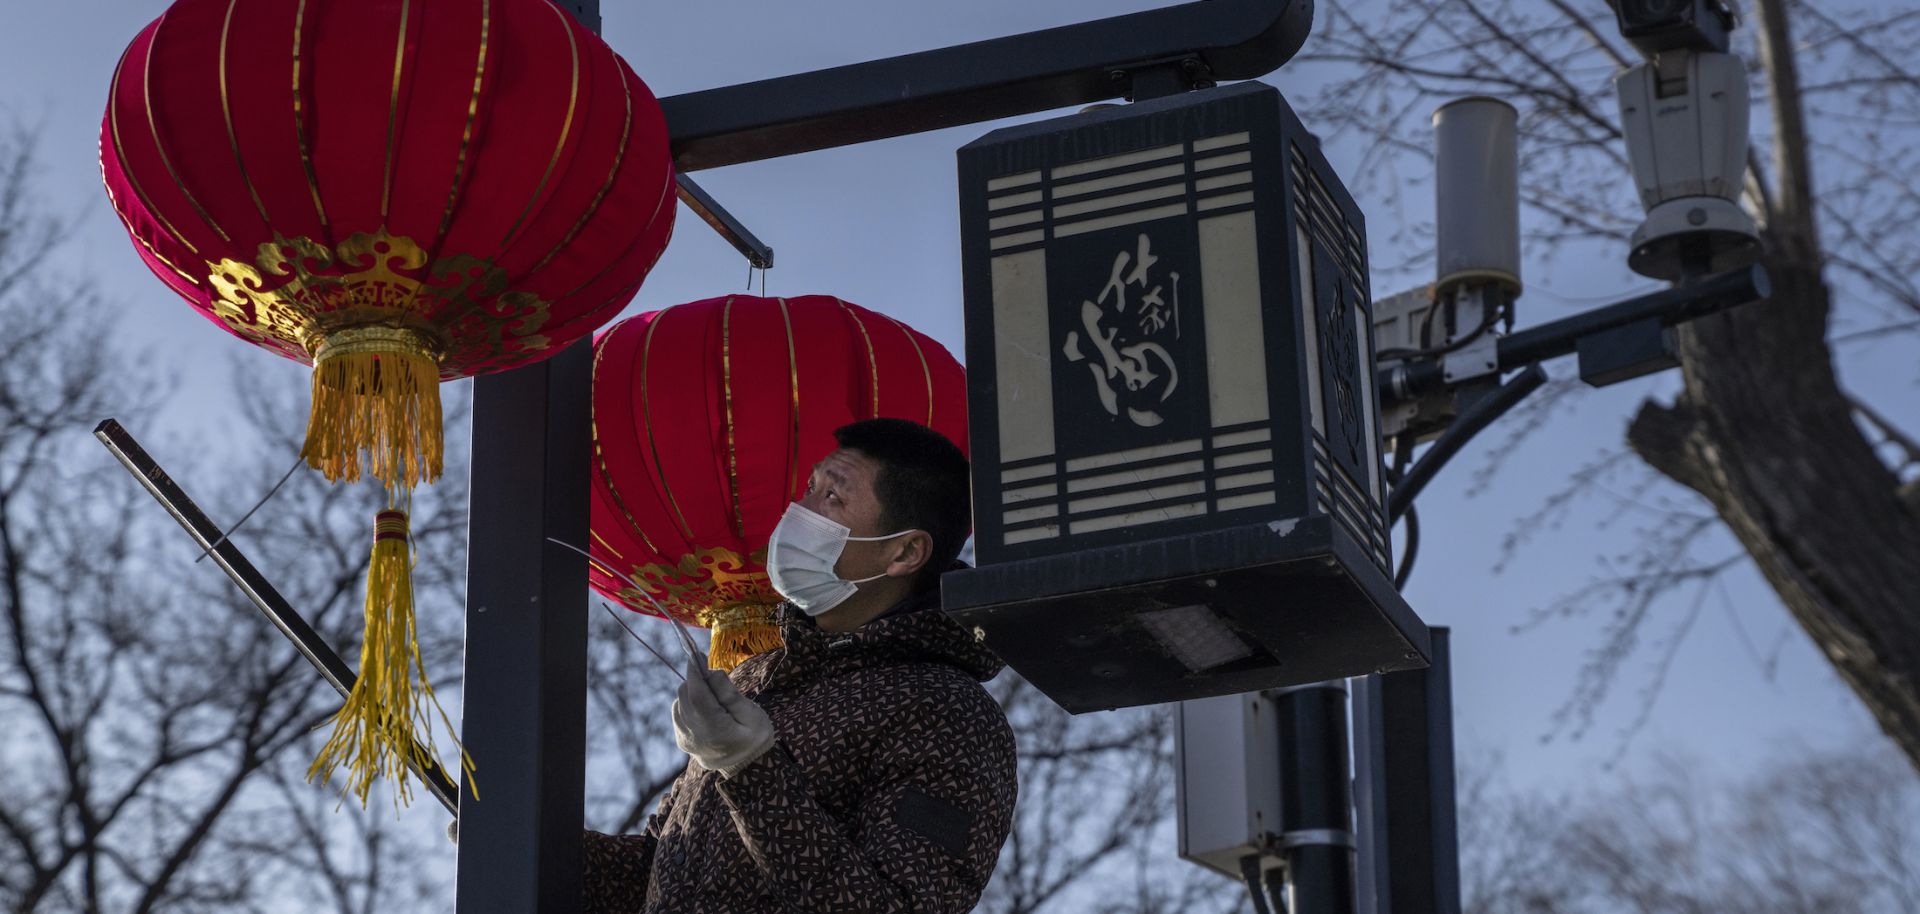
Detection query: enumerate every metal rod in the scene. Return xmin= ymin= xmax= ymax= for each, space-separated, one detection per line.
xmin=91 ymin=419 xmax=462 ymax=817
xmin=675 ymin=174 xmax=774 ymax=269
xmin=657 ymin=0 xmax=1311 ymax=171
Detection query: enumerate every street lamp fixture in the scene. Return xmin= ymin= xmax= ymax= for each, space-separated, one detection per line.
xmin=943 ymin=83 xmax=1429 ymax=713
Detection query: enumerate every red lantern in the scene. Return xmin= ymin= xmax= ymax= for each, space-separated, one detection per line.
xmin=589 ymin=295 xmax=968 ymax=670
xmin=100 ymin=0 xmax=675 ymax=806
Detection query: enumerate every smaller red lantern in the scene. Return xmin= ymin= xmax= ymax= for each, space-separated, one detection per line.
xmin=589 ymin=295 xmax=969 ymax=669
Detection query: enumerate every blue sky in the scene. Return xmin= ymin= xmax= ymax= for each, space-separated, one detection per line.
xmin=3 ymin=0 xmax=1907 ymax=805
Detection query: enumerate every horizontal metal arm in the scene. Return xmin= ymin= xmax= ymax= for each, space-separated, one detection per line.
xmin=92 ymin=419 xmax=463 ymax=817
xmin=1381 ymin=264 xmax=1769 ymax=403
xmin=659 ymin=0 xmax=1313 ymax=170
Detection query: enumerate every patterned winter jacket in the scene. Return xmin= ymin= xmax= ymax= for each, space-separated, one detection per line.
xmin=582 ymin=592 xmax=1018 ymax=913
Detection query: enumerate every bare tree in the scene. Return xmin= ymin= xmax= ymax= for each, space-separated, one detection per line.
xmin=976 ymin=677 xmax=1241 ymax=914
xmin=0 ymin=128 xmax=465 ymax=912
xmin=1458 ymin=741 xmax=1920 ymax=913
xmin=1300 ymin=0 xmax=1920 ymax=767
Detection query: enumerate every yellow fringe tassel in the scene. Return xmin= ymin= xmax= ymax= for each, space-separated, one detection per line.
xmin=303 ymin=327 xmax=444 ymax=491
xmin=707 ymin=602 xmax=784 ymax=672
xmin=308 ymin=510 xmax=476 ymax=808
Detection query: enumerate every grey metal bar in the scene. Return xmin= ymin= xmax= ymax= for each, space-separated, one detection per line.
xmin=675 ymin=174 xmax=774 ymax=270
xmin=91 ymin=419 xmax=462 ymax=816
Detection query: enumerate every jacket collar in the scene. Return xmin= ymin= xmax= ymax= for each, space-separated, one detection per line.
xmin=733 ymin=588 xmax=1004 ymax=696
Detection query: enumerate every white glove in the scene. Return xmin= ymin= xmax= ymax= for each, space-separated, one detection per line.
xmin=672 ymin=653 xmax=776 ymax=778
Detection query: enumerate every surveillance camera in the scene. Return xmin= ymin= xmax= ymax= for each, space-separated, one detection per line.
xmin=1613 ymin=0 xmax=1734 ymax=55
xmin=1615 ymin=50 xmax=1760 ymax=280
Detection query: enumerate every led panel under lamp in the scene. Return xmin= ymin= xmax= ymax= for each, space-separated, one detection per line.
xmin=1137 ymin=604 xmax=1255 ymax=672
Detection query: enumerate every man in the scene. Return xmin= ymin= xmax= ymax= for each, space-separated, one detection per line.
xmin=583 ymin=418 xmax=1017 ymax=913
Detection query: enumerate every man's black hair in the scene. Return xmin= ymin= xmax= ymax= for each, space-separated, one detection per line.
xmin=832 ymin=418 xmax=971 ymax=591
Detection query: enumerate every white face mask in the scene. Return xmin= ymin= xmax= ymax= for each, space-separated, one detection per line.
xmin=766 ymin=502 xmax=916 ymax=617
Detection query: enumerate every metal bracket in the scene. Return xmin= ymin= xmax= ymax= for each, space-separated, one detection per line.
xmin=1440 ymin=332 xmax=1500 ymax=384
xmin=1281 ymin=828 xmax=1358 ymax=851
xmin=1109 ymin=54 xmax=1217 ymax=101
xmin=1440 ymin=284 xmax=1502 ymax=384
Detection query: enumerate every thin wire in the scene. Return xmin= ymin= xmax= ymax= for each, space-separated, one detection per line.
xmin=194 ymin=455 xmax=305 ymax=563
xmin=543 ymin=537 xmax=703 ymax=663
xmin=598 ymin=601 xmax=684 ymax=682
xmin=1395 ymin=502 xmax=1420 ymax=590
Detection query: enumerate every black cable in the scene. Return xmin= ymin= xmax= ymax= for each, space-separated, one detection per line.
xmin=1394 ymin=501 xmax=1419 ymax=590
xmin=1387 ymin=363 xmax=1548 ymax=524
xmin=1387 ymin=434 xmax=1418 ymax=588
xmin=1240 ymin=855 xmax=1274 ymax=914
xmin=1262 ymin=864 xmax=1290 ymax=914
xmin=1388 ymin=433 xmax=1412 ymax=483
xmin=1375 ymin=289 xmax=1511 ymax=361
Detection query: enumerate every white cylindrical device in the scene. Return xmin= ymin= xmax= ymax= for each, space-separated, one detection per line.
xmin=1433 ymin=97 xmax=1520 ymax=295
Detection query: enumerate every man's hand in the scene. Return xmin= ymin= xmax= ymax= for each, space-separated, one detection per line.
xmin=672 ymin=653 xmax=776 ymax=777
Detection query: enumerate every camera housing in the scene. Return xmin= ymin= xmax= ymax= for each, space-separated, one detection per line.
xmin=1614 ymin=0 xmax=1733 ymax=55
xmin=1614 ymin=50 xmax=1760 ymax=280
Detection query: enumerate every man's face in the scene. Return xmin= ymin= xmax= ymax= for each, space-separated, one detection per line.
xmin=798 ymin=447 xmax=892 ymax=579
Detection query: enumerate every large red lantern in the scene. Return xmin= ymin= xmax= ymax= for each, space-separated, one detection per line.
xmin=589 ymin=295 xmax=968 ymax=670
xmin=100 ymin=0 xmax=676 ymax=806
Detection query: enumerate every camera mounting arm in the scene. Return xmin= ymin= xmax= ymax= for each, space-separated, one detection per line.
xmin=1379 ymin=264 xmax=1770 ymax=406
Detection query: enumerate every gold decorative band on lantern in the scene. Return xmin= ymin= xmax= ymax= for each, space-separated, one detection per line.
xmin=372 ymin=509 xmax=409 ymax=542
xmin=304 ymin=325 xmax=445 ymax=491
xmin=702 ymin=600 xmax=783 ymax=671
xmin=313 ymin=324 xmax=443 ymax=363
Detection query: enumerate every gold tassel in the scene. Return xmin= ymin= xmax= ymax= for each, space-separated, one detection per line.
xmin=706 ymin=602 xmax=784 ymax=672
xmin=309 ymin=509 xmax=476 ymax=808
xmin=303 ymin=326 xmax=444 ymax=490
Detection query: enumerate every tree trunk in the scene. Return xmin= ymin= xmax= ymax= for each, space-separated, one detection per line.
xmin=1626 ymin=0 xmax=1920 ymax=772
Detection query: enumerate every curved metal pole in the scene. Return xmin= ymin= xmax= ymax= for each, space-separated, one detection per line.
xmin=1386 ymin=364 xmax=1549 ymax=524
xmin=660 ymin=0 xmax=1314 ymax=170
